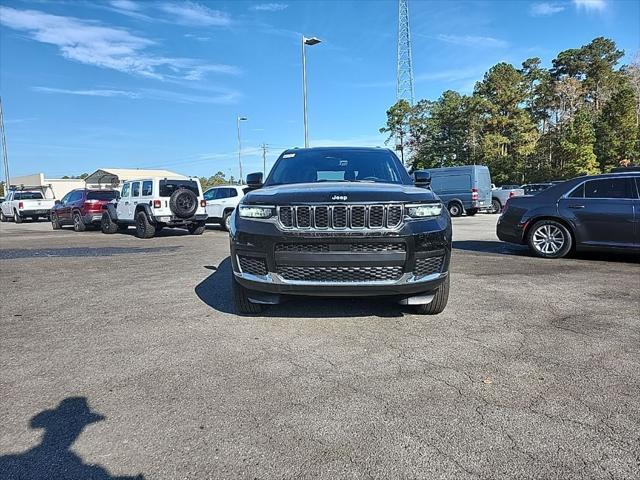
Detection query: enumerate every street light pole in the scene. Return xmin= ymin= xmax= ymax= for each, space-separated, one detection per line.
xmin=237 ymin=115 xmax=247 ymax=184
xmin=302 ymin=36 xmax=321 ymax=148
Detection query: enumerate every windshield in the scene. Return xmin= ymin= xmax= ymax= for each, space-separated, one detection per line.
xmin=159 ymin=180 xmax=199 ymax=197
xmin=265 ymin=149 xmax=411 ymax=186
xmin=87 ymin=190 xmax=118 ymax=201
xmin=13 ymin=192 xmax=44 ymax=200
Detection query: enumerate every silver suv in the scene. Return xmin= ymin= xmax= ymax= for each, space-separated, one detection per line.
xmin=101 ymin=176 xmax=208 ymax=238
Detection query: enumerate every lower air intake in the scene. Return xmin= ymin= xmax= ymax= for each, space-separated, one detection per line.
xmin=278 ymin=265 xmax=403 ymax=283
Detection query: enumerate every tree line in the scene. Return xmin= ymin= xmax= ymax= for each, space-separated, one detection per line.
xmin=381 ymin=37 xmax=640 ymax=184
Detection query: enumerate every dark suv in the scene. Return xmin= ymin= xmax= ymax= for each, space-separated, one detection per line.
xmin=51 ymin=189 xmax=119 ymax=231
xmin=229 ymin=147 xmax=452 ymax=315
xmin=497 ymin=172 xmax=640 ymax=258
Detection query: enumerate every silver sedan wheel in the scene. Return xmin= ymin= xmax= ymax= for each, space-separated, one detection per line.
xmin=532 ymin=224 xmax=565 ymax=255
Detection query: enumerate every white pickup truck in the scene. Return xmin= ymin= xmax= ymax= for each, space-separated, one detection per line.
xmin=0 ymin=190 xmax=56 ymax=223
xmin=490 ymin=185 xmax=525 ymax=214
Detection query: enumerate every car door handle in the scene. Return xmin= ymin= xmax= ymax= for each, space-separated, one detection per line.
xmin=568 ymin=204 xmax=585 ymax=209
xmin=124 ymin=201 xmax=129 ymax=205
xmin=133 ymin=201 xmax=138 ymax=205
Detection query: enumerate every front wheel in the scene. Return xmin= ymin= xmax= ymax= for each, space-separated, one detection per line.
xmin=232 ymin=276 xmax=263 ymax=314
xmin=135 ymin=211 xmax=156 ymax=239
xmin=414 ymin=275 xmax=450 ymax=315
xmin=51 ymin=213 xmax=62 ymax=230
xmin=188 ymin=221 xmax=206 ymax=235
xmin=527 ymin=220 xmax=572 ymax=259
xmin=222 ymin=211 xmax=232 ymax=231
xmin=490 ymin=198 xmax=502 ymax=214
xmin=101 ymin=212 xmax=118 ymax=234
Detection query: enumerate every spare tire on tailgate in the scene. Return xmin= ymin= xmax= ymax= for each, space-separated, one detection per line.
xmin=169 ymin=188 xmax=198 ymax=218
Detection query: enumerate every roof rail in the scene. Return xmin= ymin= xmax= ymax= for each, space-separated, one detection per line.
xmin=610 ymin=166 xmax=640 ymax=173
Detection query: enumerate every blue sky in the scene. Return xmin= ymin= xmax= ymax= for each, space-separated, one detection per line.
xmin=1 ymin=0 xmax=638 ymax=179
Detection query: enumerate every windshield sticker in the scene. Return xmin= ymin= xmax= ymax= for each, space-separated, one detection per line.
xmin=283 ymin=153 xmax=296 ymax=158
xmin=339 ymin=160 xmax=348 ymax=166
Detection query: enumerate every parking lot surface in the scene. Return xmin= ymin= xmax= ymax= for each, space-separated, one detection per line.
xmin=1 ymin=215 xmax=639 ymax=479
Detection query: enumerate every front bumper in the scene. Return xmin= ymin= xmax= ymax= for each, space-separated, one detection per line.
xmin=230 ymin=214 xmax=452 ymax=298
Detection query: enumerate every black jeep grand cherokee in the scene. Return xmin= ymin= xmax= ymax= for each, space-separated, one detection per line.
xmin=229 ymin=147 xmax=452 ymax=315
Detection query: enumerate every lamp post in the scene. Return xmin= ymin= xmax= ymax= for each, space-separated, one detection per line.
xmin=237 ymin=115 xmax=247 ymax=184
xmin=302 ymin=35 xmax=321 ymax=148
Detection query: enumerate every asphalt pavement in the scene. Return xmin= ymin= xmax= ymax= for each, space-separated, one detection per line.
xmin=1 ymin=215 xmax=638 ymax=479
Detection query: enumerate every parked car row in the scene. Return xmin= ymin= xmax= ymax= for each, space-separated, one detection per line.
xmin=1 ymin=175 xmax=249 ymax=238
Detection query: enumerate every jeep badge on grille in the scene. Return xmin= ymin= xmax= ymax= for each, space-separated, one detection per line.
xmin=331 ymin=195 xmax=347 ymax=201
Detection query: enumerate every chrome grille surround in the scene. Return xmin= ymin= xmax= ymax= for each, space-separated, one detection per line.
xmin=277 ymin=204 xmax=405 ymax=231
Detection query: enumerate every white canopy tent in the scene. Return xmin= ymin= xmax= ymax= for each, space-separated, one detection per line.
xmin=84 ymin=168 xmax=188 ymax=189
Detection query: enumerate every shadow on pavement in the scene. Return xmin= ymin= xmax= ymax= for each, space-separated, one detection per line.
xmin=453 ymin=240 xmax=529 ymax=256
xmin=195 ymin=257 xmax=405 ymax=318
xmin=0 ymin=397 xmax=143 ymax=480
xmin=454 ymin=240 xmax=639 ymax=263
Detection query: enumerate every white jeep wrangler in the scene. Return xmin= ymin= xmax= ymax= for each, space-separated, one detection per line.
xmin=101 ymin=176 xmax=208 ymax=238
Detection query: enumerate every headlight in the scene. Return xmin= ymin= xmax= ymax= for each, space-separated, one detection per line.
xmin=406 ymin=203 xmax=442 ymax=218
xmin=238 ymin=205 xmax=275 ymax=219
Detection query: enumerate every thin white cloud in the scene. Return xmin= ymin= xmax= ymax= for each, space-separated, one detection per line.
xmin=435 ymin=34 xmax=508 ymax=48
xmin=573 ymin=0 xmax=607 ymax=11
xmin=109 ymin=0 xmax=142 ymax=11
xmin=251 ymin=3 xmax=289 ymax=12
xmin=32 ymin=87 xmax=140 ymax=98
xmin=0 ymin=7 xmax=238 ymax=80
xmin=158 ymin=2 xmax=231 ymax=26
xmin=33 ymin=85 xmax=240 ymax=105
xmin=414 ymin=67 xmax=486 ymax=83
xmin=530 ymin=2 xmax=565 ymax=16
xmin=184 ymin=33 xmax=211 ymax=42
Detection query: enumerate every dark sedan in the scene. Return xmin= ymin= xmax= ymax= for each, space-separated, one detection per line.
xmin=497 ymin=172 xmax=639 ymax=258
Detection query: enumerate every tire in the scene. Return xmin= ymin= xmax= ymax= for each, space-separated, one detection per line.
xmin=414 ymin=275 xmax=450 ymax=315
xmin=232 ymin=276 xmax=263 ymax=314
xmin=527 ymin=220 xmax=572 ymax=259
xmin=169 ymin=188 xmax=198 ymax=218
xmin=448 ymin=202 xmax=463 ymax=218
xmin=101 ymin=211 xmax=118 ymax=234
xmin=0 ymin=211 xmax=7 ymax=222
xmin=135 ymin=211 xmax=156 ymax=239
xmin=490 ymin=198 xmax=502 ymax=214
xmin=188 ymin=221 xmax=206 ymax=235
xmin=51 ymin=213 xmax=62 ymax=230
xmin=72 ymin=211 xmax=86 ymax=232
xmin=466 ymin=208 xmax=478 ymax=216
xmin=14 ymin=211 xmax=22 ymax=223
xmin=222 ymin=210 xmax=232 ymax=231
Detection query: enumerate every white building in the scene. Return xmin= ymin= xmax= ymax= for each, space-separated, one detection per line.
xmin=8 ymin=173 xmax=85 ymax=200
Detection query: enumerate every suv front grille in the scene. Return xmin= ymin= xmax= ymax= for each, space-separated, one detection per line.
xmin=278 ymin=266 xmax=403 ymax=283
xmin=238 ymin=256 xmax=268 ymax=276
xmin=414 ymin=256 xmax=444 ymax=278
xmin=275 ymin=243 xmax=405 ymax=253
xmin=278 ymin=205 xmax=404 ymax=230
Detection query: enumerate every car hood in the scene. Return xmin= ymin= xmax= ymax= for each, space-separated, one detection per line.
xmin=243 ymin=182 xmax=439 ymax=204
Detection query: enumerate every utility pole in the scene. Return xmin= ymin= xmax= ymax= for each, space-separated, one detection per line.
xmin=261 ymin=143 xmax=268 ymax=177
xmin=237 ymin=115 xmax=247 ymax=184
xmin=302 ymin=36 xmax=321 ymax=148
xmin=0 ymin=97 xmax=10 ymax=193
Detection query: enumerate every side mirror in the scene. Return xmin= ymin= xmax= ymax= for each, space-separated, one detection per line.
xmin=246 ymin=172 xmax=263 ymax=189
xmin=414 ymin=170 xmax=431 ymax=188
xmin=54 ymin=200 xmax=61 ymax=205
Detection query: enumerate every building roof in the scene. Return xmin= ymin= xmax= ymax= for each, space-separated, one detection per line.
xmin=84 ymin=168 xmax=188 ymax=186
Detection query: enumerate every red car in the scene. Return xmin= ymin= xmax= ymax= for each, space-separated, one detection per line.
xmin=51 ymin=189 xmax=120 ymax=231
